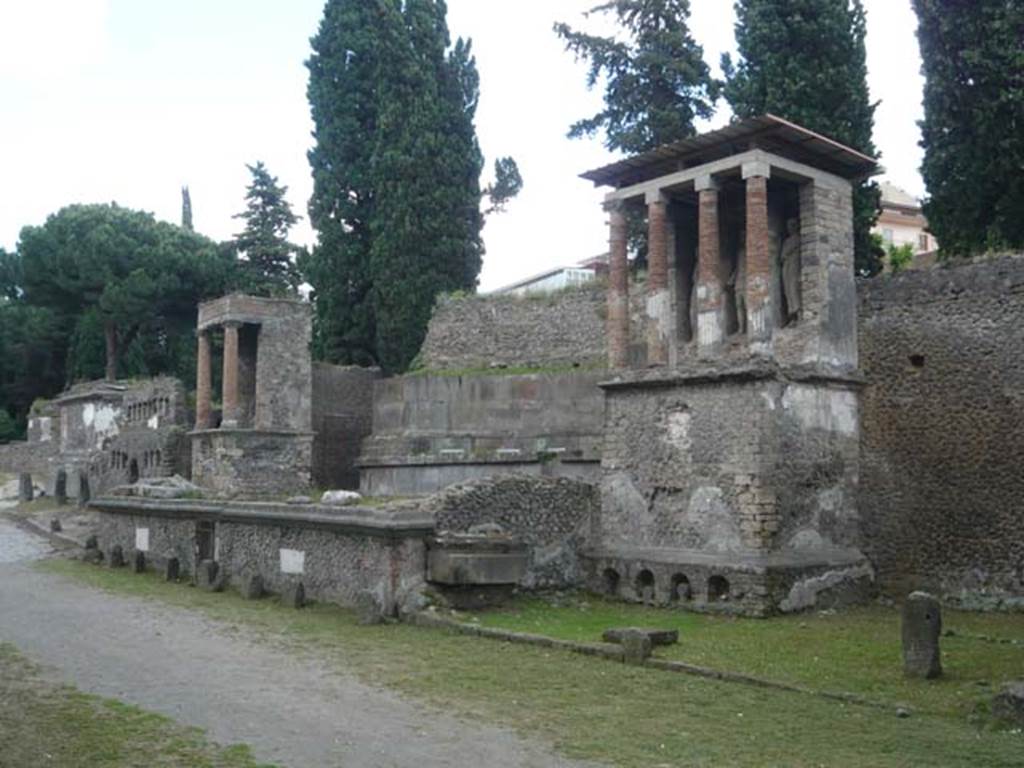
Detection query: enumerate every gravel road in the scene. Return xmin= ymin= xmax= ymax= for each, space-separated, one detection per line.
xmin=0 ymin=517 xmax=596 ymax=768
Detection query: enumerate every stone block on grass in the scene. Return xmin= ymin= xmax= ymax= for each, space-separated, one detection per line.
xmin=132 ymin=550 xmax=146 ymax=574
xmin=164 ymin=557 xmax=180 ymax=582
xmin=902 ymin=591 xmax=942 ymax=679
xmin=240 ymin=574 xmax=265 ymax=600
xmin=107 ymin=545 xmax=125 ymax=569
xmin=282 ymin=582 xmax=306 ymax=609
xmin=196 ymin=560 xmax=223 ymax=592
xmin=619 ymin=630 xmax=653 ymax=665
xmin=993 ymin=681 xmax=1024 ymax=726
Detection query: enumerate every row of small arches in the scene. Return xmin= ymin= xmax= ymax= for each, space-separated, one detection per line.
xmin=602 ymin=567 xmax=731 ymax=604
xmin=127 ymin=398 xmax=172 ymax=422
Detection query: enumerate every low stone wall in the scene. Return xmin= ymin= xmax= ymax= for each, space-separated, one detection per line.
xmin=311 ymin=363 xmax=380 ymax=490
xmin=418 ymin=284 xmax=608 ymax=370
xmin=359 ymin=371 xmax=605 ymax=496
xmin=93 ymin=498 xmax=432 ymax=615
xmin=427 ymin=475 xmax=599 ymax=590
xmin=191 ymin=430 xmax=313 ymax=496
xmin=858 ymin=255 xmax=1024 ymax=607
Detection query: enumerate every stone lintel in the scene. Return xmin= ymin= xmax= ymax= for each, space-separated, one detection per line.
xmin=585 ymin=546 xmax=868 ymax=571
xmin=598 ymin=362 xmax=865 ymax=392
xmin=694 ymin=174 xmax=720 ymax=193
xmin=644 ymin=189 xmax=669 ymax=205
xmin=605 ymin=149 xmax=850 ymax=204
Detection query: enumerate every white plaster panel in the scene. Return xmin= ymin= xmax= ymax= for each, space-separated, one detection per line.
xmin=280 ymin=548 xmax=306 ymax=575
xmin=781 ymin=385 xmax=857 ymax=437
xmin=135 ymin=527 xmax=150 ymax=552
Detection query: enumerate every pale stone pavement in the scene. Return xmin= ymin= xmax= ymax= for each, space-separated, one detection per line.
xmin=0 ymin=486 xmax=597 ymax=768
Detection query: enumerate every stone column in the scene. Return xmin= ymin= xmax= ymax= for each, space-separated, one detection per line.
xmin=606 ymin=201 xmax=630 ymax=369
xmin=221 ymin=323 xmax=241 ymax=428
xmin=743 ymin=162 xmax=772 ymax=341
xmin=646 ymin=191 xmax=670 ymax=366
xmin=695 ymin=175 xmax=723 ymax=349
xmin=195 ymin=331 xmax=213 ymax=430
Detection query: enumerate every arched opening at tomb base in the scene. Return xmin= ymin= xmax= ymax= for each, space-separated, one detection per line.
xmin=602 ymin=568 xmax=621 ymax=597
xmin=707 ymin=575 xmax=731 ymax=602
xmin=635 ymin=569 xmax=656 ymax=603
xmin=670 ymin=573 xmax=692 ymax=602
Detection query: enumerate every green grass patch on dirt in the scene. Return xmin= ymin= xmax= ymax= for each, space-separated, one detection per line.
xmin=461 ymin=594 xmax=1024 ymax=720
xmin=0 ymin=642 xmax=273 ymax=768
xmin=40 ymin=558 xmax=1024 ymax=768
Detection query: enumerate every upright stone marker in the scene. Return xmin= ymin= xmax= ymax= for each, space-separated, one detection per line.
xmin=902 ymin=591 xmax=942 ymax=679
xmin=108 ymin=545 xmax=125 ymax=569
xmin=164 ymin=557 xmax=180 ymax=582
xmin=18 ymin=473 xmax=33 ymax=503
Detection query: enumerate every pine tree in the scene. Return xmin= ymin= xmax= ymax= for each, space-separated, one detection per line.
xmin=304 ymin=0 xmax=386 ymax=366
xmin=913 ymin=0 xmax=1024 ymax=255
xmin=722 ymin=0 xmax=882 ymax=275
xmin=181 ymin=186 xmax=193 ymax=231
xmin=554 ymin=0 xmax=720 ymax=154
xmin=232 ymin=162 xmax=302 ymax=297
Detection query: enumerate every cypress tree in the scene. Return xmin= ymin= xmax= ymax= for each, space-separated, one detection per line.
xmin=304 ymin=0 xmax=384 ymax=366
xmin=181 ymin=186 xmax=193 ymax=231
xmin=913 ymin=0 xmax=1024 ymax=255
xmin=232 ymin=162 xmax=302 ymax=297
xmin=369 ymin=0 xmax=484 ymax=373
xmin=554 ymin=0 xmax=720 ymax=154
xmin=722 ymin=0 xmax=882 ymax=275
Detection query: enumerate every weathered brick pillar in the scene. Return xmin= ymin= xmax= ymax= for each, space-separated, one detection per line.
xmin=195 ymin=331 xmax=213 ymax=430
xmin=743 ymin=163 xmax=772 ymax=341
xmin=646 ymin=191 xmax=670 ymax=366
xmin=695 ymin=176 xmax=723 ymax=348
xmin=606 ymin=201 xmax=630 ymax=369
xmin=221 ymin=323 xmax=241 ymax=428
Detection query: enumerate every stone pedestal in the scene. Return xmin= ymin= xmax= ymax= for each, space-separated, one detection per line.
xmin=902 ymin=591 xmax=942 ymax=679
xmin=18 ymin=473 xmax=33 ymax=503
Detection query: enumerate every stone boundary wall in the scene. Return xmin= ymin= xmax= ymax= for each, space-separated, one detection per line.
xmin=857 ymin=255 xmax=1024 ymax=606
xmin=428 ymin=475 xmax=599 ymax=590
xmin=311 ymin=363 xmax=381 ymax=490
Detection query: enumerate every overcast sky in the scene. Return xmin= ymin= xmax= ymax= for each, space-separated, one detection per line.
xmin=0 ymin=0 xmax=925 ymax=291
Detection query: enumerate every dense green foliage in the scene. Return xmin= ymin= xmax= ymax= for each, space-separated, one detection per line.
xmin=0 ymin=204 xmax=234 ymax=437
xmin=913 ymin=0 xmax=1024 ymax=255
xmin=305 ymin=0 xmax=506 ymax=373
xmin=722 ymin=0 xmax=882 ymax=275
xmin=554 ymin=0 xmax=720 ymax=154
xmin=231 ymin=162 xmax=302 ymax=297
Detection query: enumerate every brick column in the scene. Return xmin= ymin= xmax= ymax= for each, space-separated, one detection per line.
xmin=743 ymin=163 xmax=772 ymax=341
xmin=221 ymin=323 xmax=241 ymax=428
xmin=606 ymin=201 xmax=630 ymax=369
xmin=195 ymin=331 xmax=213 ymax=430
xmin=646 ymin=191 xmax=670 ymax=365
xmin=695 ymin=176 xmax=723 ymax=348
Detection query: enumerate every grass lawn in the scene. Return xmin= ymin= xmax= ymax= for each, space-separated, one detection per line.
xmin=0 ymin=642 xmax=273 ymax=768
xmin=461 ymin=595 xmax=1024 ymax=720
xmin=41 ymin=558 xmax=1024 ymax=768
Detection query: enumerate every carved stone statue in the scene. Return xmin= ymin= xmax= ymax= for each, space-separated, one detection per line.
xmin=726 ymin=230 xmax=747 ymax=335
xmin=780 ymin=217 xmax=801 ymax=322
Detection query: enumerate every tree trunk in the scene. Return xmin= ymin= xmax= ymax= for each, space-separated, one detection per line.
xmin=104 ymin=323 xmax=118 ymax=381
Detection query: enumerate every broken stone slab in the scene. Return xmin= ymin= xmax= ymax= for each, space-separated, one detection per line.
xmin=619 ymin=630 xmax=653 ymax=665
xmin=164 ymin=557 xmax=180 ymax=582
xmin=281 ymin=582 xmax=306 ymax=609
xmin=107 ymin=545 xmax=125 ymax=568
xmin=902 ymin=591 xmax=942 ymax=679
xmin=992 ymin=681 xmax=1024 ymax=726
xmin=195 ymin=559 xmax=222 ymax=591
xmin=239 ymin=573 xmax=264 ymax=600
xmin=110 ymin=475 xmax=202 ymax=500
xmin=467 ymin=522 xmax=506 ymax=536
xmin=320 ymin=490 xmax=362 ymax=507
xmin=132 ymin=550 xmax=146 ymax=574
xmin=602 ymin=627 xmax=679 ymax=648
xmin=286 ymin=496 xmax=313 ymax=505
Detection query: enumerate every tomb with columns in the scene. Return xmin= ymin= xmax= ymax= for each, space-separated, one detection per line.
xmin=583 ymin=116 xmax=879 ymax=615
xmin=191 ymin=294 xmax=315 ymax=495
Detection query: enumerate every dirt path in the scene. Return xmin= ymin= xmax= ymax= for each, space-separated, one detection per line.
xmin=0 ymin=523 xmax=595 ymax=768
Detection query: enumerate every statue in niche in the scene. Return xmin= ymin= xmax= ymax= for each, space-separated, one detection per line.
xmin=780 ymin=217 xmax=801 ymax=323
xmin=725 ymin=229 xmax=747 ymax=335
